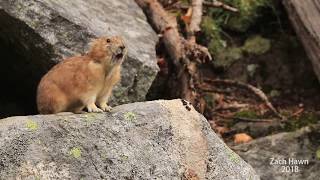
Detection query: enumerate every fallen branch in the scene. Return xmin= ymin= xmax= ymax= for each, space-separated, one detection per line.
xmin=213 ymin=103 xmax=249 ymax=111
xmin=203 ymin=79 xmax=285 ymax=120
xmin=135 ymin=0 xmax=211 ymax=110
xmin=203 ymin=0 xmax=238 ymax=12
xmin=165 ymin=0 xmax=238 ymax=13
xmin=232 ymin=117 xmax=276 ymax=123
xmin=216 ymin=114 xmax=276 ymax=123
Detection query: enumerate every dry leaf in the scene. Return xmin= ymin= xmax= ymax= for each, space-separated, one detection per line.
xmin=181 ymin=7 xmax=192 ymax=25
xmin=234 ymin=133 xmax=253 ymax=144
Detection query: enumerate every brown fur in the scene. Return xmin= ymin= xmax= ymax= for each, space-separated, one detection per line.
xmin=37 ymin=36 xmax=127 ymax=114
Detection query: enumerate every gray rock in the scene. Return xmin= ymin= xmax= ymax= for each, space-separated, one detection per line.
xmin=0 ymin=0 xmax=159 ymax=105
xmin=283 ymin=0 xmax=320 ymax=82
xmin=234 ymin=124 xmax=320 ymax=180
xmin=0 ymin=99 xmax=259 ymax=180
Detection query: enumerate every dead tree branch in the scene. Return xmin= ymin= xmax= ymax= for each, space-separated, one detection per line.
xmin=203 ymin=79 xmax=284 ymax=119
xmin=203 ymin=1 xmax=238 ymax=12
xmin=135 ymin=0 xmax=211 ymax=110
xmin=188 ymin=0 xmax=204 ymax=41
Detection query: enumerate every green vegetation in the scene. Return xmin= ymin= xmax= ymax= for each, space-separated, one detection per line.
xmin=214 ymin=47 xmax=243 ymax=68
xmin=316 ymin=148 xmax=320 ymax=160
xmin=199 ymin=0 xmax=275 ymax=63
xmin=69 ymin=147 xmax=82 ymax=159
xmin=201 ymin=16 xmax=225 ymax=54
xmin=227 ymin=149 xmax=240 ymax=163
xmin=222 ymin=0 xmax=272 ymax=32
xmin=120 ymin=154 xmax=129 ymax=161
xmin=124 ymin=112 xmax=136 ymax=121
xmin=234 ymin=110 xmax=259 ymax=119
xmin=83 ymin=113 xmax=97 ymax=124
xmin=243 ymin=35 xmax=271 ymax=55
xmin=284 ymin=113 xmax=319 ymax=131
xmin=26 ymin=119 xmax=39 ymax=131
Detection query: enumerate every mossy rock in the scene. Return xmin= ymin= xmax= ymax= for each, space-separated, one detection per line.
xmin=243 ymin=35 xmax=271 ymax=55
xmin=214 ymin=47 xmax=243 ymax=68
xmin=224 ymin=0 xmax=273 ymax=32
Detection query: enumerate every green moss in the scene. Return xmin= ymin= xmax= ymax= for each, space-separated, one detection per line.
xmin=224 ymin=0 xmax=273 ymax=32
xmin=246 ymin=64 xmax=259 ymax=77
xmin=214 ymin=47 xmax=243 ymax=68
xmin=227 ymin=149 xmax=240 ymax=163
xmin=234 ymin=110 xmax=259 ymax=119
xmin=284 ymin=113 xmax=319 ymax=131
xmin=83 ymin=113 xmax=97 ymax=124
xmin=203 ymin=94 xmax=216 ymax=109
xmin=26 ymin=119 xmax=39 ymax=132
xmin=124 ymin=112 xmax=136 ymax=121
xmin=201 ymin=16 xmax=226 ymax=54
xmin=269 ymin=90 xmax=281 ymax=97
xmin=243 ymin=35 xmax=271 ymax=55
xmin=316 ymin=148 xmax=320 ymax=160
xmin=69 ymin=147 xmax=82 ymax=159
xmin=120 ymin=154 xmax=129 ymax=161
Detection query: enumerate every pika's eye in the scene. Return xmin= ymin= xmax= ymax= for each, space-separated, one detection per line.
xmin=106 ymin=39 xmax=111 ymax=43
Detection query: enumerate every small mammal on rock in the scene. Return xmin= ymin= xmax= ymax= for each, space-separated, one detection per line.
xmin=37 ymin=36 xmax=127 ymax=114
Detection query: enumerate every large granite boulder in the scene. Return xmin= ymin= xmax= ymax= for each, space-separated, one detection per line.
xmin=0 ymin=0 xmax=158 ymax=108
xmin=0 ymin=99 xmax=259 ymax=179
xmin=234 ymin=124 xmax=320 ymax=180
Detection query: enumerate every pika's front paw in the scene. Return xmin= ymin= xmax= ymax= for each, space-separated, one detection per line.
xmin=87 ymin=104 xmax=103 ymax=113
xmin=99 ymin=103 xmax=112 ymax=112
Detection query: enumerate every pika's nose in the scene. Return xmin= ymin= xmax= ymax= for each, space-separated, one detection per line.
xmin=120 ymin=45 xmax=125 ymax=50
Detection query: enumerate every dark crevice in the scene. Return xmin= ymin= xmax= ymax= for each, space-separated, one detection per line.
xmin=0 ymin=10 xmax=57 ymax=118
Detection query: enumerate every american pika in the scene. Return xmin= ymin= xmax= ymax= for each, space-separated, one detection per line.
xmin=37 ymin=36 xmax=127 ymax=114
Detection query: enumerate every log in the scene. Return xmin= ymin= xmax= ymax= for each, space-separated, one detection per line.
xmin=135 ymin=0 xmax=211 ymax=111
xmin=282 ymin=0 xmax=320 ymax=81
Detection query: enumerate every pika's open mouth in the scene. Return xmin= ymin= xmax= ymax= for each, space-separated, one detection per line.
xmin=115 ymin=52 xmax=124 ymax=59
xmin=113 ymin=47 xmax=125 ymax=61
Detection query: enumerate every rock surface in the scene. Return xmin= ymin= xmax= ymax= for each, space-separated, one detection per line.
xmin=234 ymin=124 xmax=320 ymax=180
xmin=0 ymin=0 xmax=159 ymax=106
xmin=283 ymin=0 xmax=320 ymax=82
xmin=0 ymin=99 xmax=259 ymax=179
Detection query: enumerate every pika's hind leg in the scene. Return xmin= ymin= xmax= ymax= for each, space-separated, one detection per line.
xmin=37 ymin=83 xmax=69 ymax=114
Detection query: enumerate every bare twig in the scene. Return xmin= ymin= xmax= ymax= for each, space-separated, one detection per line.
xmin=203 ymin=0 xmax=238 ymax=12
xmin=204 ymin=79 xmax=284 ymax=119
xmin=217 ymin=114 xmax=276 ymax=123
xmin=231 ymin=117 xmax=275 ymax=123
xmin=214 ymin=103 xmax=249 ymax=111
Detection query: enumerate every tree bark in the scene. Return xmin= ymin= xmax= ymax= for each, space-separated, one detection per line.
xmin=282 ymin=0 xmax=320 ymax=81
xmin=188 ymin=0 xmax=203 ymax=41
xmin=135 ymin=0 xmax=211 ymax=110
